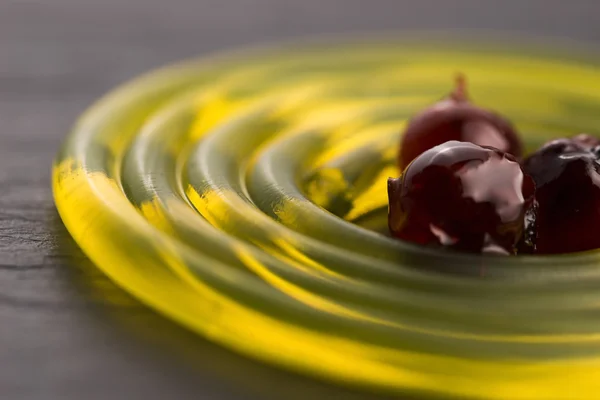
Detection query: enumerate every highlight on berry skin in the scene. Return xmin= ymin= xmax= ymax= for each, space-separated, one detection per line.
xmin=389 ymin=76 xmax=600 ymax=256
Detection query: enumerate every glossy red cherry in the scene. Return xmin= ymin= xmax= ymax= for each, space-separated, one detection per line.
xmin=389 ymin=141 xmax=535 ymax=255
xmin=522 ymin=136 xmax=600 ymax=254
xmin=398 ymin=76 xmax=523 ymax=170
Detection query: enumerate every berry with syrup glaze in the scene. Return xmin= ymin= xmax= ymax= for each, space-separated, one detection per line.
xmin=522 ymin=136 xmax=600 ymax=254
xmin=389 ymin=141 xmax=535 ymax=255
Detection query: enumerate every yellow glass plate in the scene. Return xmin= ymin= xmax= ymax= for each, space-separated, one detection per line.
xmin=53 ymin=37 xmax=600 ymax=399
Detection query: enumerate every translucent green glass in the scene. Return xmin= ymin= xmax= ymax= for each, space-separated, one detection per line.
xmin=53 ymin=38 xmax=600 ymax=399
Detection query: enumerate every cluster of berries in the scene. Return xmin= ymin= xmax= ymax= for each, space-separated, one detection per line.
xmin=388 ymin=76 xmax=600 ymax=255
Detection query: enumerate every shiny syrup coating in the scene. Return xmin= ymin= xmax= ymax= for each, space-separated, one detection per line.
xmin=398 ymin=76 xmax=523 ymax=170
xmin=523 ymin=136 xmax=600 ymax=254
xmin=389 ymin=141 xmax=535 ymax=255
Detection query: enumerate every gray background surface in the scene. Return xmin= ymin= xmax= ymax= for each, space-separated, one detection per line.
xmin=1 ymin=1 xmax=600 ymax=399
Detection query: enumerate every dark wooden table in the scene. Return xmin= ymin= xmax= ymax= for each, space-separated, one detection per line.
xmin=2 ymin=1 xmax=600 ymax=399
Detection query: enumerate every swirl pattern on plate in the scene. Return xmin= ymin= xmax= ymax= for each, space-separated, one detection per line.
xmin=53 ymin=40 xmax=600 ymax=399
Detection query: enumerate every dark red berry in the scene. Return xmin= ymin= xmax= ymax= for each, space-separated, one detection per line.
xmin=523 ymin=136 xmax=600 ymax=254
xmin=399 ymin=75 xmax=523 ymax=170
xmin=389 ymin=141 xmax=535 ymax=255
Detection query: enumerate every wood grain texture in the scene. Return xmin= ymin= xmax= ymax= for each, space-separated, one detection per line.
xmin=1 ymin=1 xmax=600 ymax=399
